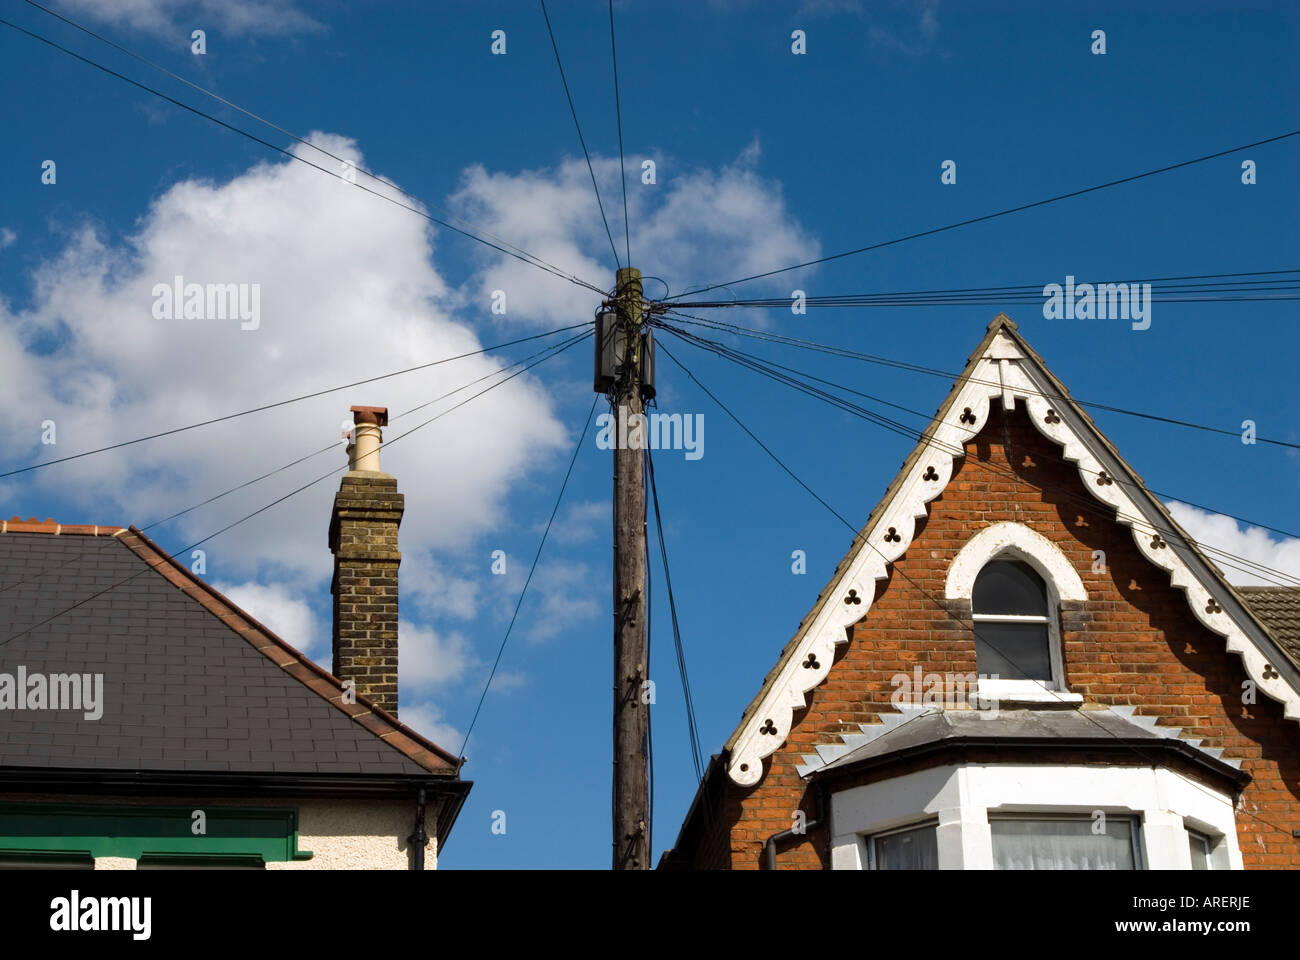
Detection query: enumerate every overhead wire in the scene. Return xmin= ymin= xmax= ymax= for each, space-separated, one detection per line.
xmin=0 ymin=14 xmax=608 ymax=297
xmin=670 ymin=268 xmax=1300 ymax=309
xmin=18 ymin=0 xmax=605 ymax=294
xmin=647 ymin=446 xmax=707 ymax=782
xmin=643 ymin=447 xmax=654 ymax=857
xmin=0 ymin=332 xmax=592 ymax=647
xmin=539 ymin=0 xmax=622 ymax=269
xmin=659 ymin=318 xmax=1300 ymax=586
xmin=0 ymin=323 xmax=594 ymax=481
xmin=659 ymin=310 xmax=1300 ymax=453
xmin=145 ymin=328 xmax=594 ymax=530
xmin=668 ymin=129 xmax=1300 ymax=300
xmin=0 ymin=329 xmax=592 ymax=601
xmin=653 ymin=319 xmax=1300 ymax=587
xmin=609 ymin=0 xmax=632 ymax=266
xmin=458 ymin=393 xmax=600 ymax=760
xmin=656 ymin=315 xmax=1300 ymax=568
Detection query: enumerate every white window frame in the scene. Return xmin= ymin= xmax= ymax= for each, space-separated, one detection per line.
xmin=971 ymin=561 xmax=1064 ymax=693
xmin=946 ymin=523 xmax=1087 ymax=704
xmin=866 ymin=818 xmax=939 ymax=870
xmin=1181 ymin=815 xmax=1229 ymax=870
xmin=988 ymin=812 xmax=1144 ymax=870
xmin=1187 ymin=828 xmax=1212 ymax=869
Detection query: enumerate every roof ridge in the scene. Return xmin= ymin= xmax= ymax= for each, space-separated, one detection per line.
xmin=117 ymin=525 xmax=461 ymax=775
xmin=2 ymin=516 xmax=127 ymax=536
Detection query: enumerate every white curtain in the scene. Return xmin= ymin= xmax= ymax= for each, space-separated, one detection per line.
xmin=873 ymin=824 xmax=939 ymax=869
xmin=991 ymin=819 xmax=1135 ymax=870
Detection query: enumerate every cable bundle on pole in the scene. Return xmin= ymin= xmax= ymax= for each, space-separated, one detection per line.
xmin=669 ymin=269 xmax=1300 ymax=310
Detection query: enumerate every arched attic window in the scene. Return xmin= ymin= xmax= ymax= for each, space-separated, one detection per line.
xmin=972 ymin=560 xmax=1055 ymax=683
xmin=945 ymin=522 xmax=1087 ymax=701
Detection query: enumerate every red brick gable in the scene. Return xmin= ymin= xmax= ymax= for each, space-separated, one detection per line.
xmin=664 ymin=333 xmax=1300 ymax=870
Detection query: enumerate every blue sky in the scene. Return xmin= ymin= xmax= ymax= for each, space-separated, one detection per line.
xmin=0 ymin=0 xmax=1297 ymax=868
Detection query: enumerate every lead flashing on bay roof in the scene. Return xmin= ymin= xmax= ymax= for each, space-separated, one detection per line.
xmin=796 ymin=703 xmax=1249 ymax=787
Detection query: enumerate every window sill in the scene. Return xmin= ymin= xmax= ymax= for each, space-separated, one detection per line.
xmin=977 ymin=680 xmax=1083 ymax=706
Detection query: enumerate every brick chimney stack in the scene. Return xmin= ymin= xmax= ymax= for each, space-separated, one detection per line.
xmin=329 ymin=405 xmax=403 ymax=716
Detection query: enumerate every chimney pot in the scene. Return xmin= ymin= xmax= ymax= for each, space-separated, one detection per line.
xmin=347 ymin=405 xmax=388 ymax=472
xmin=351 ymin=405 xmax=389 ymax=427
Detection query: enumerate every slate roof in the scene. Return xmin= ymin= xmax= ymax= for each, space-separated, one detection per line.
xmin=1237 ymin=587 xmax=1300 ymax=663
xmin=0 ymin=518 xmax=459 ymax=779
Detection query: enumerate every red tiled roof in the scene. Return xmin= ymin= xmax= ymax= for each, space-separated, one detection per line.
xmin=2 ymin=516 xmax=126 ymax=536
xmin=1238 ymin=586 xmax=1300 ymax=664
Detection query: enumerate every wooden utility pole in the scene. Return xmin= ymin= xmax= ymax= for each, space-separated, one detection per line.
xmin=611 ymin=265 xmax=649 ymax=870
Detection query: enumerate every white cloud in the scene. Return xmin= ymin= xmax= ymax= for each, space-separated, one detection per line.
xmin=215 ymin=578 xmax=324 ymax=657
xmin=0 ymin=229 xmax=15 ymax=250
xmin=52 ymin=0 xmax=321 ymax=37
xmin=404 ymin=556 xmax=481 ymax=621
xmin=1 ymin=132 xmax=570 ymax=601
xmin=2 ymin=131 xmax=819 ymax=736
xmin=399 ymin=619 xmax=474 ymax=690
xmin=476 ymin=553 xmax=601 ymax=645
xmin=546 ymin=499 xmax=606 ymax=544
xmin=869 ymin=0 xmax=941 ymax=56
xmin=797 ymin=0 xmax=866 ymax=16
xmin=488 ymin=670 xmax=527 ymax=694
xmin=397 ymin=701 xmax=461 ymax=753
xmin=1165 ymin=502 xmax=1300 ymax=587
xmin=523 ymin=560 xmax=601 ymax=643
xmin=449 ymin=144 xmax=820 ymax=329
xmin=708 ymin=0 xmax=862 ymax=14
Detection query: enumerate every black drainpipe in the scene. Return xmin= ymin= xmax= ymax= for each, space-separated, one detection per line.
xmin=764 ymin=779 xmax=828 ymax=870
xmin=409 ymin=786 xmax=428 ymax=871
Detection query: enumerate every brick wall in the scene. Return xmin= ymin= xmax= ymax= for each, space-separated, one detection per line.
xmin=684 ymin=400 xmax=1300 ymax=869
xmin=330 ymin=474 xmax=404 ymax=716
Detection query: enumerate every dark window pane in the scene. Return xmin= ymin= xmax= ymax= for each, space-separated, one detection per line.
xmin=872 ymin=823 xmax=939 ymax=870
xmin=973 ymin=560 xmax=1048 ymax=616
xmin=974 ymin=621 xmax=1051 ymax=680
